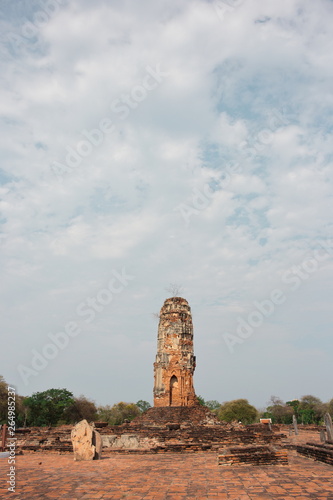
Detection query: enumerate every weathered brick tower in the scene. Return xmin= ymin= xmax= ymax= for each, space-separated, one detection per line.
xmin=153 ymin=297 xmax=197 ymax=407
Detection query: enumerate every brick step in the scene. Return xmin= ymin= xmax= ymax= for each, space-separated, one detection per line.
xmin=218 ymin=445 xmax=288 ymax=466
xmin=296 ymin=443 xmax=333 ymax=466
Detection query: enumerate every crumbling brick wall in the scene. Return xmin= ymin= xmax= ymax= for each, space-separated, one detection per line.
xmin=295 ymin=442 xmax=333 ymax=466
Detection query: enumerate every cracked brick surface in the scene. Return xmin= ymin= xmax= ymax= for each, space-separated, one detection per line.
xmin=1 ymin=450 xmax=332 ymax=499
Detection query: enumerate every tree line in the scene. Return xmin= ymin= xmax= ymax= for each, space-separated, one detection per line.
xmin=1 ymin=375 xmax=332 ymax=427
xmin=198 ymin=394 xmax=333 ymax=425
xmin=0 ymin=375 xmax=153 ymax=427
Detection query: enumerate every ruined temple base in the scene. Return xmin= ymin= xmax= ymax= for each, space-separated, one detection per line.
xmin=13 ymin=407 xmax=288 ymax=455
xmin=129 ymin=405 xmax=221 ymax=426
xmin=100 ymin=407 xmax=287 ymax=454
xmin=293 ymin=442 xmax=333 ymax=466
xmin=218 ymin=444 xmax=289 ymax=466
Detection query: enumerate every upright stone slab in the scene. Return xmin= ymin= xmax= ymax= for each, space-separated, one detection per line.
xmin=71 ymin=419 xmax=102 ymax=461
xmin=92 ymin=427 xmax=103 ymax=460
xmin=320 ymin=429 xmax=326 ymax=443
xmin=153 ymin=297 xmax=197 ymax=407
xmin=292 ymin=414 xmax=298 ymax=436
xmin=324 ymin=412 xmax=333 ymax=442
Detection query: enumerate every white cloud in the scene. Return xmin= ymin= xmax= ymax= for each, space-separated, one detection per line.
xmin=0 ymin=0 xmax=332 ymax=408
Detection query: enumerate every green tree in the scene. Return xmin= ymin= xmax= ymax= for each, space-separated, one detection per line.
xmin=24 ymin=388 xmax=74 ymax=426
xmin=97 ymin=402 xmax=141 ymax=425
xmin=197 ymin=395 xmax=206 ymax=406
xmin=298 ymin=395 xmax=325 ymax=424
xmin=205 ymin=400 xmax=221 ymax=411
xmin=64 ymin=396 xmax=97 ymax=424
xmin=96 ymin=405 xmax=113 ymax=424
xmin=286 ymin=399 xmax=300 ymax=418
xmin=216 ymin=399 xmax=257 ymax=424
xmin=136 ymin=400 xmax=151 ymax=413
xmin=13 ymin=394 xmax=27 ymax=427
xmin=195 ymin=397 xmax=220 ymax=412
xmin=265 ymin=396 xmax=293 ymax=424
xmin=0 ymin=376 xmax=26 ymax=426
xmin=0 ymin=375 xmax=8 ymax=424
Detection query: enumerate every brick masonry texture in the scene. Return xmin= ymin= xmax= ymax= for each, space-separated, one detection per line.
xmin=154 ymin=297 xmax=197 ymax=407
xmin=218 ymin=445 xmax=289 ymax=466
xmin=294 ymin=442 xmax=333 ymax=466
xmin=1 ymin=449 xmax=333 ymax=499
xmin=14 ymin=410 xmax=288 ymax=454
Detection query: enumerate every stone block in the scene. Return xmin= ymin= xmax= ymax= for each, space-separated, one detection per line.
xmin=71 ymin=419 xmax=102 ymax=461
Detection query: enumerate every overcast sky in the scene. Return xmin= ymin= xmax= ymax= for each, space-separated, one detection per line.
xmin=1 ymin=0 xmax=332 ymax=410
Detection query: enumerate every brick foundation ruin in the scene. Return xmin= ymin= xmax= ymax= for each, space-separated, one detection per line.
xmin=13 ymin=409 xmax=288 ymax=455
xmin=218 ymin=445 xmax=288 ymax=466
xmin=14 ymin=426 xmax=72 ymax=453
xmin=101 ymin=409 xmax=287 ymax=453
xmin=294 ymin=442 xmax=333 ymax=466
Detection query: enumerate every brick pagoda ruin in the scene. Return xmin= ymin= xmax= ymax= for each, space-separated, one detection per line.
xmin=153 ymin=297 xmax=197 ymax=407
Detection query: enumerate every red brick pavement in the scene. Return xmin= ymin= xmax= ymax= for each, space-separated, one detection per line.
xmin=1 ymin=450 xmax=333 ymax=500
